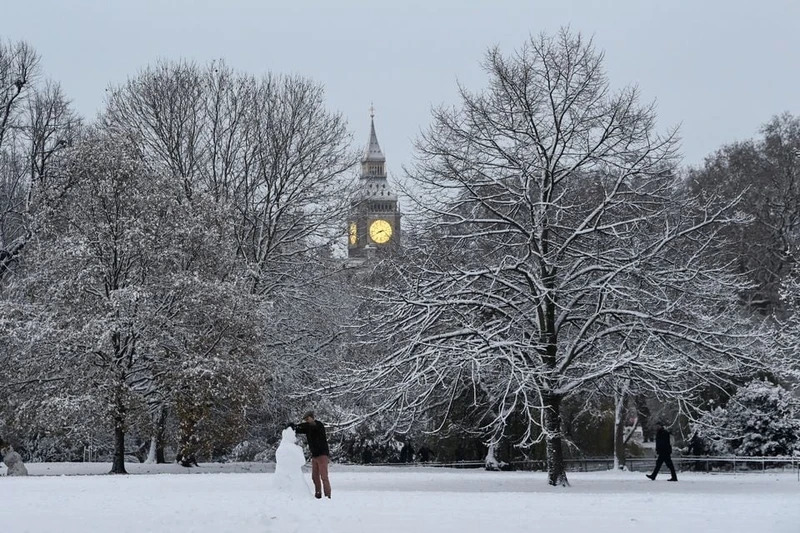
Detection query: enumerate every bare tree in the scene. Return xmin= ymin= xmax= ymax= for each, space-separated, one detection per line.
xmin=0 ymin=39 xmax=40 ymax=281
xmin=230 ymin=74 xmax=355 ymax=296
xmin=103 ymin=61 xmax=356 ymax=294
xmin=342 ymin=30 xmax=767 ymax=486
xmin=100 ymin=60 xmax=357 ymax=459
xmin=689 ymin=113 xmax=800 ymax=313
xmin=103 ymin=60 xmax=204 ymax=203
xmin=0 ymin=39 xmax=79 ymax=282
xmin=0 ymin=40 xmax=37 ymax=149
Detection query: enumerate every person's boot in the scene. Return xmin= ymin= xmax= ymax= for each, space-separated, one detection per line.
xmin=646 ymin=473 xmax=655 ymax=480
xmin=668 ymin=476 xmax=678 ymax=482
xmin=315 ymin=493 xmax=322 ymax=499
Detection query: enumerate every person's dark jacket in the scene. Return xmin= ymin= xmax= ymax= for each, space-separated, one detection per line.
xmin=655 ymin=427 xmax=672 ymax=456
xmin=293 ymin=420 xmax=330 ymax=457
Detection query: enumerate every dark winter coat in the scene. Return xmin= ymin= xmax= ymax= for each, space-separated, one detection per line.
xmin=293 ymin=420 xmax=330 ymax=457
xmin=655 ymin=427 xmax=672 ymax=457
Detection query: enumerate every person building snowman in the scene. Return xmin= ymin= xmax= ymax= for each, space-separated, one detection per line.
xmin=289 ymin=411 xmax=331 ymax=499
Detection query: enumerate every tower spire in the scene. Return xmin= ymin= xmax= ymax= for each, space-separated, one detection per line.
xmin=362 ymin=105 xmax=385 ymax=163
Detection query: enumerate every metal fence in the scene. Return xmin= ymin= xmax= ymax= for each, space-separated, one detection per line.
xmin=367 ymin=456 xmax=800 ymax=477
xmin=555 ymin=456 xmax=799 ymax=475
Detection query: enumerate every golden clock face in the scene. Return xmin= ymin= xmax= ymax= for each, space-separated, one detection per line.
xmin=369 ymin=219 xmax=392 ymax=244
xmin=349 ymin=222 xmax=357 ymax=245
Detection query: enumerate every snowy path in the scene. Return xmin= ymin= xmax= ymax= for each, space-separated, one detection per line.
xmin=1 ymin=465 xmax=797 ymax=532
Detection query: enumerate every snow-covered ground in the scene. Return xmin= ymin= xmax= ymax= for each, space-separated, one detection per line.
xmin=1 ymin=463 xmax=797 ymax=532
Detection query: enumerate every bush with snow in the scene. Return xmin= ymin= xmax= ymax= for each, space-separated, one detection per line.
xmin=696 ymin=379 xmax=800 ymax=456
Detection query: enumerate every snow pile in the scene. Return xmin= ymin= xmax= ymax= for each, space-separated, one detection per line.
xmin=273 ymin=427 xmax=309 ymax=498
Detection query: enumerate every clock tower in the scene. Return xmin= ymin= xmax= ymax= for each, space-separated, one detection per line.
xmin=348 ymin=109 xmax=401 ymax=259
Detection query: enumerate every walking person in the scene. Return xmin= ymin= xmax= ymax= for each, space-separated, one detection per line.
xmin=647 ymin=422 xmax=678 ymax=481
xmin=291 ymin=411 xmax=332 ymax=499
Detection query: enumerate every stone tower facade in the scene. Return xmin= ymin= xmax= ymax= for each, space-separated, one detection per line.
xmin=348 ymin=112 xmax=401 ymax=259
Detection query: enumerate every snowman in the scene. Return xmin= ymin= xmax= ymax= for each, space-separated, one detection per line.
xmin=273 ymin=426 xmax=310 ymax=497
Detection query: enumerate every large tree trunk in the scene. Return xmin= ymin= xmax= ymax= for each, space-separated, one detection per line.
xmin=156 ymin=441 xmax=166 ymax=464
xmin=613 ymin=402 xmax=626 ymax=470
xmin=110 ymin=387 xmax=128 ymax=474
xmin=145 ymin=436 xmax=157 ymax=464
xmin=613 ymin=381 xmax=629 ymax=470
xmin=544 ymin=393 xmax=569 ymax=486
xmin=110 ymin=418 xmax=127 ymax=474
xmin=145 ymin=407 xmax=168 ymax=464
xmin=177 ymin=414 xmax=200 ymax=467
xmin=156 ymin=421 xmax=167 ymax=464
xmin=637 ymin=397 xmax=652 ymax=442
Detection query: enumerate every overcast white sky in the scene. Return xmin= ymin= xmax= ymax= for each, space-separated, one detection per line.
xmin=3 ymin=0 xmax=799 ymax=174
